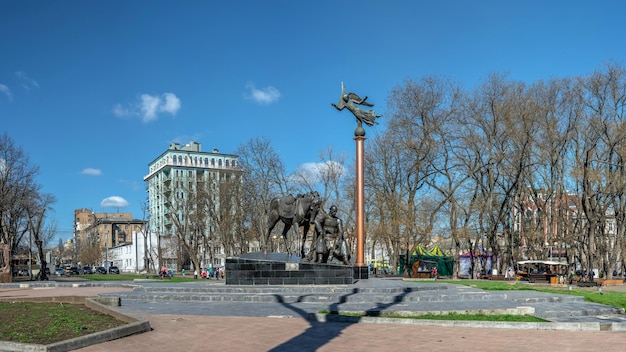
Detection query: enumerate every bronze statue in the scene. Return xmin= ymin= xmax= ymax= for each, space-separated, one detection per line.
xmin=306 ymin=205 xmax=351 ymax=265
xmin=266 ymin=191 xmax=322 ymax=258
xmin=332 ymin=82 xmax=381 ymax=130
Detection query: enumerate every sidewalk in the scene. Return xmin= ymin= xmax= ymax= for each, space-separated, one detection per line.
xmin=2 ymin=282 xmax=626 ymax=352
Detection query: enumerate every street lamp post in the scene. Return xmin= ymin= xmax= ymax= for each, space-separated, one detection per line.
xmin=105 ymin=234 xmax=109 ymax=272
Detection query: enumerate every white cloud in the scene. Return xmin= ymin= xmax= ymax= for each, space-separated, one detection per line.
xmin=0 ymin=84 xmax=13 ymax=101
xmin=113 ymin=92 xmax=181 ymax=123
xmin=161 ymin=93 xmax=181 ymax=115
xmin=140 ymin=94 xmax=161 ymax=122
xmin=296 ymin=162 xmax=323 ymax=183
xmin=15 ymin=71 xmax=39 ymax=90
xmin=293 ymin=161 xmax=346 ymax=184
xmin=100 ymin=196 xmax=129 ymax=208
xmin=112 ymin=104 xmax=131 ymax=117
xmin=81 ymin=168 xmax=102 ymax=176
xmin=244 ymin=83 xmax=281 ymax=105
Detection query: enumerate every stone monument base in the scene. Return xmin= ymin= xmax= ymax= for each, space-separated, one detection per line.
xmin=353 ymin=265 xmax=369 ymax=280
xmin=225 ymin=252 xmax=359 ymax=285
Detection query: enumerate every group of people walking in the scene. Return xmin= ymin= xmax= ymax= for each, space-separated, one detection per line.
xmin=193 ymin=267 xmax=223 ymax=280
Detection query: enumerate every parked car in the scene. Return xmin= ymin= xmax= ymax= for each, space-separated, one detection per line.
xmin=108 ymin=266 xmax=120 ymax=274
xmin=68 ymin=266 xmax=80 ymax=275
xmin=82 ymin=266 xmax=93 ymax=274
xmin=54 ymin=268 xmax=65 ymax=276
xmin=95 ymin=266 xmax=107 ymax=274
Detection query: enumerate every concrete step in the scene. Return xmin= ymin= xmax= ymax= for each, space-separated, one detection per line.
xmin=112 ymin=285 xmax=512 ymax=304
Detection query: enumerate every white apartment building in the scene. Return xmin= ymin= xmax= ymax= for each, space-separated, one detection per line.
xmin=144 ymin=141 xmax=241 ymax=270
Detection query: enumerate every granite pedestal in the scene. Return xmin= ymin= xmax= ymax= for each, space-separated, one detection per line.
xmin=225 ymin=252 xmax=362 ymax=285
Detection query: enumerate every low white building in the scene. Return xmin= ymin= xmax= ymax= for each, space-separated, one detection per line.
xmin=107 ymin=231 xmax=160 ymax=273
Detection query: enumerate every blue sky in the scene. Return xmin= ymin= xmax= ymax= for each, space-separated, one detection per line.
xmin=1 ymin=1 xmax=625 ymax=243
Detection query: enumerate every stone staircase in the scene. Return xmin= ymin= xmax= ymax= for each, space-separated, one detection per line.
xmin=102 ymin=280 xmax=626 ymax=327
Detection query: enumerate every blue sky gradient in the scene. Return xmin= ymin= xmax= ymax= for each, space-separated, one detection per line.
xmin=1 ymin=1 xmax=625 ymax=242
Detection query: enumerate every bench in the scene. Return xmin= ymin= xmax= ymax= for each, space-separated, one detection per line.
xmin=526 ymin=274 xmax=553 ymax=283
xmin=148 ymin=274 xmax=172 ymax=280
xmin=576 ymin=281 xmax=599 ymax=287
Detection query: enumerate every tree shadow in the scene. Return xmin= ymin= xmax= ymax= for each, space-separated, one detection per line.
xmin=268 ymin=287 xmax=413 ymax=352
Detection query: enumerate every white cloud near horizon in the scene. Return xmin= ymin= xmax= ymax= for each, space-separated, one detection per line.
xmin=244 ymin=83 xmax=281 ymax=105
xmin=81 ymin=168 xmax=102 ymax=176
xmin=100 ymin=196 xmax=129 ymax=208
xmin=0 ymin=84 xmax=12 ymax=101
xmin=113 ymin=92 xmax=181 ymax=122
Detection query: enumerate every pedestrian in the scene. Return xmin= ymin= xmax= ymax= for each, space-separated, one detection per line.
xmin=194 ymin=269 xmax=198 ymax=279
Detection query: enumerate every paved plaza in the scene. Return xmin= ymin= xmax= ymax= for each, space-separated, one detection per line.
xmin=1 ymin=279 xmax=626 ymax=351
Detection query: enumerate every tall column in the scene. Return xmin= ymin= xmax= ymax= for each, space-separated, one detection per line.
xmin=355 ymin=135 xmax=365 ymax=266
xmin=331 ymin=82 xmax=379 ymax=280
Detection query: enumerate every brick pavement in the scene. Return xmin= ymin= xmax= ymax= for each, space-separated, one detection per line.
xmin=2 ymin=283 xmax=626 ymax=352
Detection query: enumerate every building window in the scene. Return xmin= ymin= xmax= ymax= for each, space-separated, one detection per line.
xmin=178 ymin=156 xmax=183 ymax=164
xmin=225 ymin=160 xmax=229 ymax=168
xmin=218 ymin=159 xmax=222 ymax=167
xmin=204 ymin=157 xmax=209 ymax=166
xmin=211 ymin=158 xmax=215 ymax=167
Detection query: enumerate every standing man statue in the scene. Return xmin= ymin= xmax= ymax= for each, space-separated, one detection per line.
xmin=310 ymin=205 xmax=351 ymax=265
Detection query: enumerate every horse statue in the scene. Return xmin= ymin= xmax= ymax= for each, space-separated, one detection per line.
xmin=266 ymin=191 xmax=322 ymax=258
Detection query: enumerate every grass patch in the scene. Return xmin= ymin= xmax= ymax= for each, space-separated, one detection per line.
xmin=0 ymin=301 xmax=126 ymax=344
xmin=318 ymin=310 xmax=546 ymax=322
xmin=427 ymin=279 xmax=626 ymax=311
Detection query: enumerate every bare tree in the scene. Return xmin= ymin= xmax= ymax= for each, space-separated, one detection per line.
xmin=26 ymin=193 xmax=56 ymax=280
xmin=78 ymin=237 xmax=102 ymax=267
xmin=166 ymin=181 xmax=208 ymax=272
xmin=204 ymin=171 xmax=246 ymax=258
xmin=371 ymin=76 xmax=462 ymax=273
xmin=235 ymin=137 xmax=293 ymax=252
xmin=571 ymin=64 xmax=626 ymax=278
xmin=0 ymin=134 xmax=42 ymax=280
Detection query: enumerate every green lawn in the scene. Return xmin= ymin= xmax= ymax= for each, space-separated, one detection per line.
xmin=318 ymin=309 xmax=547 ymax=322
xmin=77 ymin=273 xmax=200 ymax=283
xmin=322 ymin=279 xmax=626 ymax=322
xmin=423 ymin=279 xmax=626 ymax=311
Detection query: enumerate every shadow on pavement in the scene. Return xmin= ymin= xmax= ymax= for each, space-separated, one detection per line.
xmin=268 ymin=287 xmax=411 ymax=352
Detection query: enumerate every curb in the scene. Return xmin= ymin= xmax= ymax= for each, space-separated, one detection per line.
xmin=310 ymin=313 xmax=606 ymax=331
